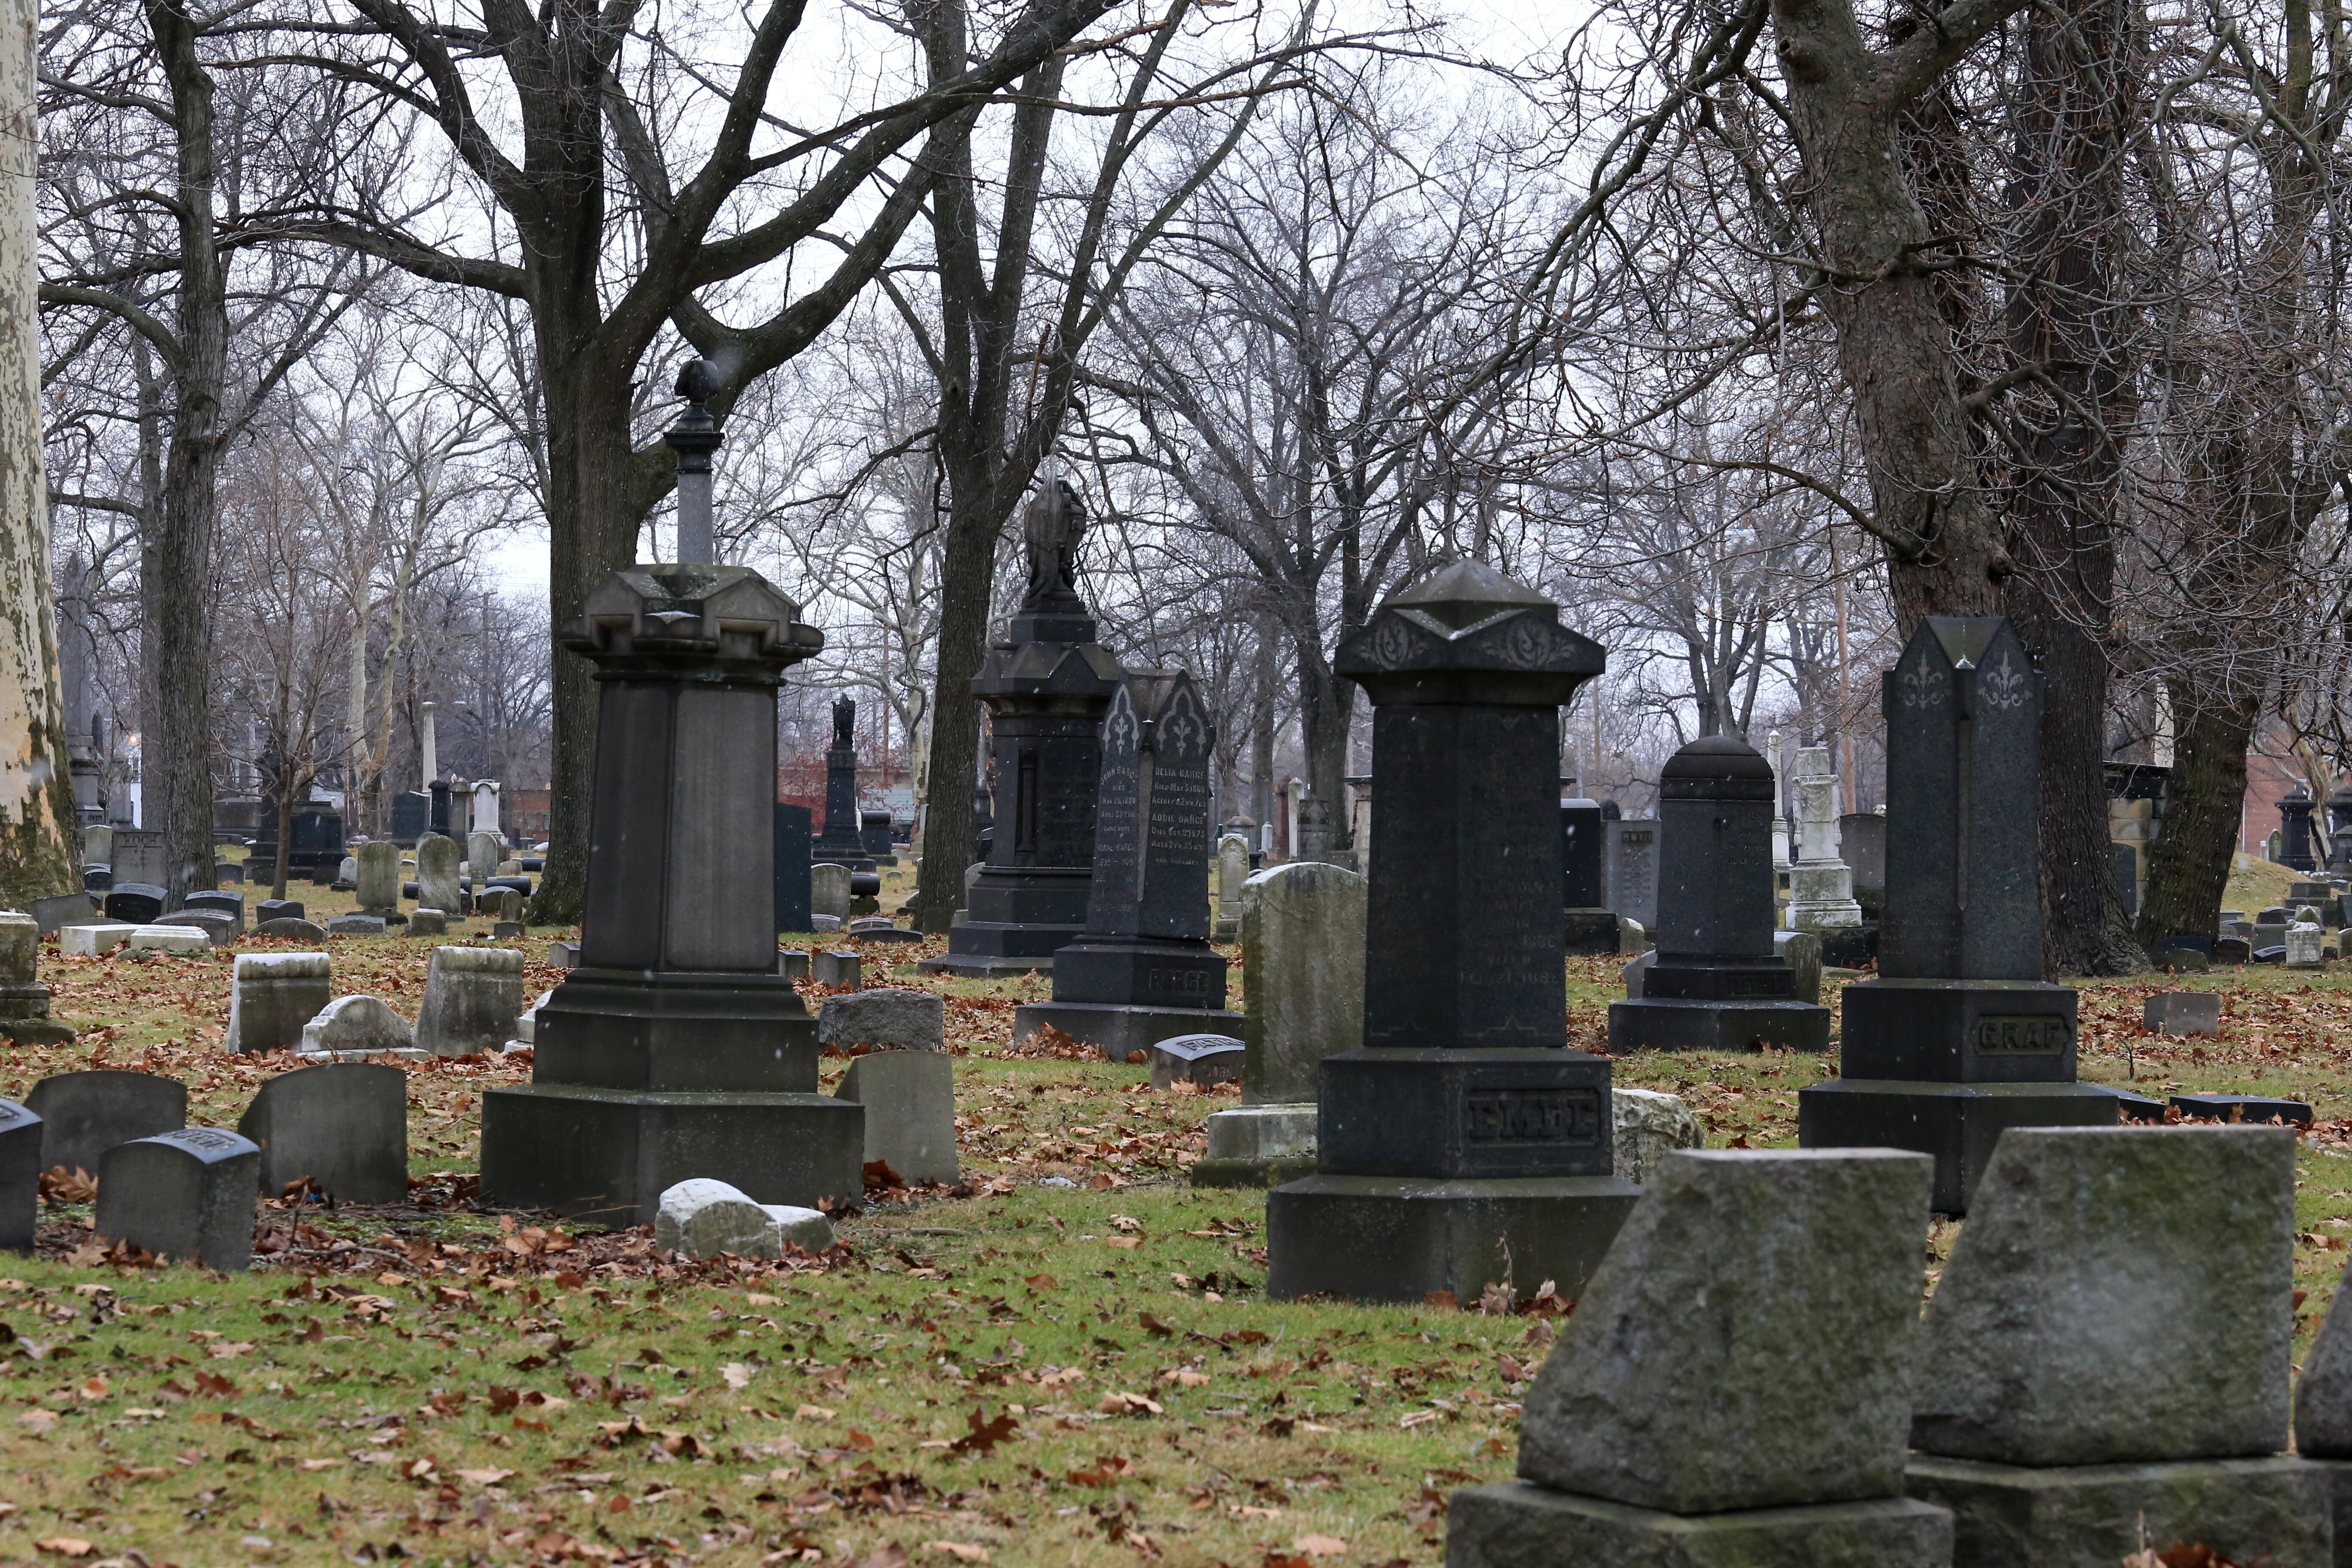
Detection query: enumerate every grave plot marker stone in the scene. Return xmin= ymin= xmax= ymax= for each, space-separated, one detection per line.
xmin=1903 ymin=1125 xmax=2324 ymax=1566
xmin=31 ymin=892 xmax=95 ymax=936
xmin=1148 ymin=1032 xmax=1244 ymax=1087
xmin=809 ymin=697 xmax=876 ymax=872
xmin=1266 ymin=560 xmax=1640 ymax=1304
xmin=812 ymin=950 xmax=860 ymax=989
xmin=810 ymin=864 xmax=851 ymax=922
xmin=2294 ymin=1259 xmax=2352 ymax=1537
xmin=0 ymin=910 xmax=70 ymax=1045
xmin=921 ymin=480 xmax=1124 ymax=970
xmin=1603 ymin=818 xmax=1659 ymax=934
xmin=1195 ymin=861 xmax=1365 ymax=1188
xmin=300 ymin=995 xmax=417 ymax=1059
xmin=1448 ymin=1148 xmax=1952 ymax=1568
xmin=0 ymin=1100 xmax=40 ymax=1250
xmin=478 ymin=564 xmax=862 ymax=1223
xmin=414 ymin=834 xmax=462 ymax=919
xmin=355 ymin=842 xmax=400 ymax=916
xmin=774 ymin=803 xmax=813 ymax=932
xmin=415 ymin=946 xmax=523 ymax=1056
xmin=102 ymin=883 xmax=164 ymax=925
xmin=1609 ymin=737 xmax=1831 ymax=1053
xmin=226 ymin=951 xmax=332 ymax=1054
xmin=236 ymin=1063 xmax=407 ymax=1202
xmin=1798 ymin=617 xmax=2117 ymax=1213
xmin=94 ymin=1127 xmax=259 ymax=1270
xmin=1213 ymin=833 xmax=1250 ymax=941
xmin=833 ymin=1051 xmax=957 ymax=1185
xmin=60 ymin=922 xmax=135 ymax=957
xmin=816 ymin=989 xmax=942 ymax=1053
xmin=1786 ymin=744 xmax=1865 ymax=935
xmin=26 ymin=1069 xmax=186 ymax=1176
xmin=1561 ymin=798 xmax=1619 ymax=955
xmin=1012 ymin=669 xmax=1243 ymax=1059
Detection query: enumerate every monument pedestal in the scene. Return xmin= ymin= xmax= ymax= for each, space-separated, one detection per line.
xmin=1608 ymin=995 xmax=1828 ymax=1053
xmin=1267 ymin=1174 xmax=1639 ymax=1302
xmin=1191 ymin=1102 xmax=1317 ymax=1188
xmin=1014 ymin=999 xmax=1243 ymax=1060
xmin=918 ymin=860 xmax=1090 ymax=975
xmin=1445 ymin=1480 xmax=1952 ymax=1568
xmin=1797 ymin=1080 xmax=2122 ymax=1214
xmin=1563 ymin=907 xmax=1620 ymax=956
xmin=1902 ymin=1455 xmax=2328 ymax=1568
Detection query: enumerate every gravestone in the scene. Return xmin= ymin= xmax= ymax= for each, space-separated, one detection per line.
xmin=31 ymin=892 xmax=95 ymax=935
xmin=182 ymin=891 xmax=245 ymax=931
xmin=414 ymin=833 xmax=462 ymax=919
xmin=0 ymin=909 xmax=70 ymax=1045
xmin=153 ymin=909 xmax=236 ymax=946
xmin=774 ymin=803 xmax=812 ymax=932
xmin=324 ymin=913 xmax=385 ymax=938
xmin=355 ymin=841 xmax=400 ymax=916
xmin=109 ymin=828 xmax=166 ymax=887
xmin=466 ymin=830 xmax=503 ymax=884
xmin=2215 ymin=934 xmax=2253 ymax=964
xmin=61 ymin=922 xmax=136 ymax=957
xmin=1609 ymin=737 xmax=1831 ymax=1052
xmin=1775 ymin=928 xmax=1824 ymax=1006
xmin=2170 ymin=1091 xmax=2312 ymax=1124
xmin=407 ymin=909 xmax=447 ymax=936
xmin=81 ymin=822 xmax=112 ymax=865
xmin=1603 ymin=819 xmax=1659 ymax=932
xmin=810 ymin=863 xmax=851 ymax=921
xmin=335 ymin=854 xmax=358 ymax=888
xmin=1798 ymin=618 xmax=2116 ymax=1213
xmin=922 ymin=479 xmax=1123 ymax=968
xmin=0 ymin=1099 xmax=39 ymax=1251
xmin=1448 ymin=1149 xmax=1951 ymax=1565
xmin=27 ymin=1070 xmax=187 ymax=1177
xmin=809 ymin=696 xmax=876 ymax=872
xmin=1609 ymin=1087 xmax=1703 ymax=1185
xmin=1012 ymin=669 xmax=1243 ymax=1059
xmin=860 ymin=809 xmax=897 ymax=865
xmin=300 ymin=994 xmax=416 ymax=1058
xmin=102 ymin=883 xmax=164 ymax=925
xmin=226 ymin=951 xmax=332 ymax=1054
xmin=1195 ymin=861 xmax=1365 ymax=1188
xmin=1786 ymin=745 xmax=1864 ymax=933
xmin=833 ymin=1051 xmax=956 ymax=1185
xmin=2287 ymin=914 xmax=2326 ymax=968
xmin=478 ymin=564 xmax=862 ymax=1224
xmin=815 ymin=988 xmax=942 ymax=1053
xmin=1148 ymin=1032 xmax=1244 ymax=1087
xmin=2280 ymin=785 xmax=2319 ymax=872
xmin=255 ymin=917 xmax=327 ymax=943
xmin=285 ymin=806 xmax=345 ymax=873
xmin=256 ymin=898 xmax=304 ymax=926
xmin=1213 ymin=833 xmax=1250 ymax=941
xmin=2295 ymin=1259 xmax=2352 ymax=1516
xmin=390 ymin=790 xmax=429 ymax=845
xmin=127 ymin=924 xmax=210 ymax=955
xmin=812 ymin=950 xmax=860 ymax=989
xmin=1903 ymin=1126 xmax=2322 ymax=1565
xmin=415 ymin=946 xmax=523 ymax=1056
xmin=1561 ymin=798 xmax=1616 ymax=955
xmin=1267 ymin=560 xmax=1640 ymax=1304
xmin=777 ymin=949 xmax=808 ymax=983
xmin=654 ymin=1177 xmax=834 ymax=1259
xmin=236 ymin=1063 xmax=407 ymax=1202
xmin=94 ymin=1128 xmax=260 ymax=1270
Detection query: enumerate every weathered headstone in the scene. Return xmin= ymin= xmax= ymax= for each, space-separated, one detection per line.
xmin=407 ymin=909 xmax=447 ymax=936
xmin=809 ymin=696 xmax=876 ymax=872
xmin=2146 ymin=992 xmax=2221 ymax=1036
xmin=1148 ymin=1032 xmax=1245 ymax=1088
xmin=1213 ymin=833 xmax=1249 ymax=940
xmin=355 ymin=841 xmax=400 ymax=916
xmin=324 ymin=913 xmax=386 ymax=938
xmin=1774 ymin=928 xmax=1824 ymax=1006
xmin=256 ymin=897 xmax=305 ymax=926
xmin=1609 ymin=737 xmax=1830 ymax=1052
xmin=1608 ymin=1087 xmax=1702 ymax=1185
xmin=1799 ymin=618 xmax=2116 ymax=1213
xmin=0 ymin=910 xmax=68 ymax=1045
xmin=102 ymin=883 xmax=164 ymax=925
xmin=1903 ymin=1126 xmax=2321 ymax=1564
xmin=299 ymin=995 xmax=416 ymax=1060
xmin=1561 ymin=797 xmax=1616 ymax=955
xmin=81 ymin=822 xmax=113 ymax=866
xmin=815 ymin=988 xmax=943 ymax=1053
xmin=255 ymin=917 xmax=328 ymax=943
xmin=812 ymin=950 xmax=861 ymax=989
xmin=654 ymin=1177 xmax=834 ymax=1259
xmin=415 ymin=946 xmax=522 ymax=1056
xmin=1786 ymin=745 xmax=1864 ymax=933
xmin=182 ymin=890 xmax=245 ymax=927
xmin=0 ymin=1100 xmax=38 ymax=1251
xmin=236 ymin=1062 xmax=407 ymax=1202
xmin=478 ymin=564 xmax=862 ymax=1224
xmin=922 ymin=479 xmax=1123 ymax=970
xmin=810 ymin=863 xmax=851 ymax=922
xmin=1841 ymin=811 xmax=1887 ymax=902
xmin=61 ymin=922 xmax=136 ymax=957
xmin=27 ymin=1069 xmax=187 ymax=1177
xmin=94 ymin=1127 xmax=260 ymax=1270
xmin=1448 ymin=1149 xmax=1950 ymax=1565
xmin=1267 ymin=560 xmax=1639 ymax=1304
xmin=2287 ymin=913 xmax=2326 ymax=968
xmin=413 ymin=834 xmax=462 ymax=921
xmin=126 ymin=924 xmax=211 ymax=956
xmin=833 ymin=1050 xmax=957 ymax=1185
xmin=1603 ymin=819 xmax=1659 ymax=933
xmin=226 ymin=951 xmax=332 ymax=1054
xmin=1195 ymin=861 xmax=1365 ymax=1188
xmin=774 ymin=802 xmax=813 ymax=932
xmin=108 ymin=828 xmax=166 ymax=887
xmin=1014 ymin=669 xmax=1243 ymax=1058
xmin=31 ymin=892 xmax=95 ymax=935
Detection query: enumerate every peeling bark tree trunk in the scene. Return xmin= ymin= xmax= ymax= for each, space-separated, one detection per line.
xmin=0 ymin=0 xmax=80 ymax=903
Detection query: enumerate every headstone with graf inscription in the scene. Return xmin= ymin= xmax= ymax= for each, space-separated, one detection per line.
xmin=1013 ymin=669 xmax=1241 ymax=1059
xmin=1265 ymin=559 xmax=1640 ymax=1304
xmin=1798 ymin=617 xmax=2116 ymax=1213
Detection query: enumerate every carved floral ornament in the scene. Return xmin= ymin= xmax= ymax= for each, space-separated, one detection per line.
xmin=1979 ymin=652 xmax=2030 ymax=710
xmin=1359 ymin=606 xmax=1586 ymax=672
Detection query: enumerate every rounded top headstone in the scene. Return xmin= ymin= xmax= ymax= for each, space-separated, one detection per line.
xmin=1660 ymin=735 xmax=1775 ymax=799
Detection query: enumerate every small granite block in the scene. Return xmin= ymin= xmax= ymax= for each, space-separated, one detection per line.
xmin=252 ymin=918 xmax=329 ymax=943
xmin=816 ymin=988 xmax=941 ymax=1052
xmin=1911 ymin=1125 xmax=2294 ymax=1467
xmin=256 ymin=899 xmax=305 ymax=925
xmin=778 ymin=951 xmax=809 ymax=983
xmin=0 ymin=1099 xmax=41 ymax=1250
xmin=408 ymin=909 xmax=448 ymax=936
xmin=812 ymin=951 xmax=861 ymax=989
xmin=415 ymin=946 xmax=524 ymax=1057
xmin=2143 ymin=992 xmax=2221 ymax=1036
xmin=61 ymin=923 xmax=137 ymax=958
xmin=226 ymin=952 xmax=333 ymax=1054
xmin=545 ymin=940 xmax=578 ymax=968
xmin=102 ymin=884 xmax=165 ymax=924
xmin=1266 ymin=1173 xmax=1639 ymax=1304
xmin=1194 ymin=1103 xmax=1317 ymax=1188
xmin=1609 ymin=1088 xmax=1702 ymax=1185
xmin=236 ymin=1062 xmax=407 ymax=1202
xmin=126 ymin=925 xmax=211 ymax=956
xmin=95 ymin=1127 xmax=260 ymax=1269
xmin=655 ymin=1177 xmax=783 ymax=1258
xmin=1148 ymin=1033 xmax=1244 ymax=1088
xmin=152 ymin=910 xmax=236 ymax=946
xmin=26 ymin=1069 xmax=187 ymax=1176
xmin=2294 ymin=1259 xmax=2352 ymax=1457
xmin=811 ymin=914 xmax=842 ymax=932
xmin=2168 ymin=1092 xmax=2312 ymax=1125
xmin=31 ymin=894 xmax=96 ymax=935
xmin=811 ymin=864 xmax=851 ymax=921
xmin=324 ymin=914 xmax=386 ymax=937
xmin=1519 ymin=1149 xmax=1935 ymax=1512
xmin=1443 ymin=1481 xmax=1953 ymax=1568
xmin=834 ymin=1050 xmax=957 ymax=1185
xmin=1902 ymin=1454 xmax=2327 ymax=1568
xmin=494 ymin=920 xmax=524 ymax=940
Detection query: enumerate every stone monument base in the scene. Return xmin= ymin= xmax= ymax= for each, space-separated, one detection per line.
xmin=530 ymin=968 xmax=819 ymax=1090
xmin=1012 ymin=1000 xmax=1245 ymax=1061
xmin=1564 ymin=908 xmax=1619 ymax=956
xmin=1265 ymin=1172 xmax=1639 ymax=1303
xmin=1606 ymin=996 xmax=1829 ymax=1053
xmin=1902 ymin=1454 xmax=2328 ymax=1568
xmin=917 ymin=919 xmax=1083 ymax=978
xmin=478 ymin=1084 xmax=864 ymax=1226
xmin=1796 ymin=1079 xmax=2122 ymax=1213
xmin=1191 ymin=1104 xmax=1317 ymax=1188
xmin=1445 ymin=1479 xmax=1952 ymax=1568
xmin=0 ymin=1019 xmax=76 ymax=1047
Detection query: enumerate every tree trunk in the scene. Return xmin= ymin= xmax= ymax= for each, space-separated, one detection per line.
xmin=2138 ymin=694 xmax=2255 ymax=948
xmin=908 ymin=508 xmax=995 ymax=932
xmin=0 ymin=0 xmax=79 ymax=904
xmin=1293 ymin=646 xmax=1353 ymax=828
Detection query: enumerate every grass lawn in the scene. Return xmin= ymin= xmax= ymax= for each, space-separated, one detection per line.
xmin=0 ymin=858 xmax=2344 ymax=1566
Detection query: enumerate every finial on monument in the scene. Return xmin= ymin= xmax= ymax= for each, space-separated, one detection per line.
xmin=665 ymin=359 xmax=724 ymax=566
xmin=1021 ymin=474 xmax=1088 ymax=612
xmin=831 ymin=695 xmax=855 ymax=749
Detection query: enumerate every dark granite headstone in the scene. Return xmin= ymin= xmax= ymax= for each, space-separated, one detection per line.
xmin=0 ymin=1099 xmax=40 ymax=1250
xmin=1147 ymin=1033 xmax=1244 ymax=1088
xmin=1562 ymin=799 xmax=1605 ymax=908
xmin=2214 ymin=935 xmax=2252 ymax=964
xmin=429 ymin=779 xmax=452 ymax=838
xmin=2281 ymin=787 xmax=2318 ymax=873
xmin=254 ymin=917 xmax=328 ymax=942
xmin=182 ymin=891 xmax=245 ymax=931
xmin=478 ymin=565 xmax=862 ymax=1224
xmin=1014 ymin=669 xmax=1242 ymax=1058
xmin=236 ymin=1063 xmax=408 ymax=1202
xmin=25 ymin=1069 xmax=187 ymax=1178
xmin=95 ymin=1127 xmax=259 ymax=1270
xmin=82 ymin=867 xmax=110 ymax=892
xmin=31 ymin=893 xmax=96 ymax=935
xmin=390 ymin=790 xmax=430 ymax=844
xmin=860 ymin=809 xmax=897 ymax=864
xmin=102 ymin=884 xmax=165 ymax=925
xmin=1267 ymin=559 xmax=1639 ymax=1304
xmin=2169 ymin=1093 xmax=2312 ymax=1125
xmin=920 ymin=481 xmax=1123 ymax=971
xmin=1799 ymin=617 xmax=2116 ymax=1213
xmin=1609 ymin=738 xmax=1831 ymax=1052
xmin=809 ymin=696 xmax=876 ymax=872
xmin=774 ymin=803 xmax=813 ymax=932
xmin=286 ymin=807 xmax=345 ymax=870
xmin=256 ymin=899 xmax=305 ymax=925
